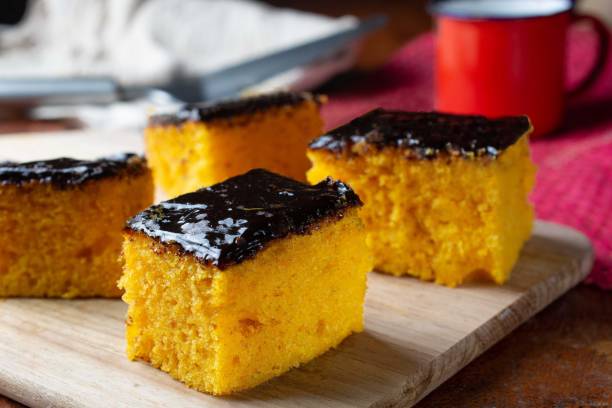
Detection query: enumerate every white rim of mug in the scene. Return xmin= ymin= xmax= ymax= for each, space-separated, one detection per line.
xmin=428 ymin=0 xmax=574 ymax=20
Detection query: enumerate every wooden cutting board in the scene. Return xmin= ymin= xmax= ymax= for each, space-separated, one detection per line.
xmin=0 ymin=131 xmax=594 ymax=407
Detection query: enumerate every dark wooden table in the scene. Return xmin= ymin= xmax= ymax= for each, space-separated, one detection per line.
xmin=1 ymin=1 xmax=611 ymax=406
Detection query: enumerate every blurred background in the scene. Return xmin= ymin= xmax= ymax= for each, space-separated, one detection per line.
xmin=0 ymin=0 xmax=608 ymax=133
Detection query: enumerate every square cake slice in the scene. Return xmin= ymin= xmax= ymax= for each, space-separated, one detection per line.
xmin=0 ymin=154 xmax=153 ymax=298
xmin=120 ymin=169 xmax=371 ymax=395
xmin=146 ymin=92 xmax=325 ymax=197
xmin=307 ymin=109 xmax=536 ymax=287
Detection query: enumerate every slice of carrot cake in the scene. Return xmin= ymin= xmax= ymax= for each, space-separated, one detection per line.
xmin=120 ymin=168 xmax=371 ymax=395
xmin=0 ymin=154 xmax=153 ymax=297
xmin=307 ymin=109 xmax=536 ymax=286
xmin=146 ymin=92 xmax=325 ymax=197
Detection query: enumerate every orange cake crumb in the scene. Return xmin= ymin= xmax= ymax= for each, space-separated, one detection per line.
xmin=120 ymin=169 xmax=371 ymax=394
xmin=0 ymin=154 xmax=153 ymax=298
xmin=145 ymin=92 xmax=325 ymax=197
xmin=307 ymin=109 xmax=536 ymax=286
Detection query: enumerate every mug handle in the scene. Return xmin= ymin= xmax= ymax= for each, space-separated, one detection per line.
xmin=568 ymin=12 xmax=610 ymax=97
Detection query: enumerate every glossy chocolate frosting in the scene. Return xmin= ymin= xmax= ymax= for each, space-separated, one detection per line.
xmin=0 ymin=153 xmax=147 ymax=188
xmin=149 ymin=92 xmax=322 ymax=126
xmin=309 ymin=109 xmax=532 ymax=158
xmin=127 ymin=168 xmax=361 ymax=269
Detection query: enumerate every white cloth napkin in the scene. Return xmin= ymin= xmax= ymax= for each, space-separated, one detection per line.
xmin=0 ymin=0 xmax=357 ymax=128
xmin=0 ymin=0 xmax=356 ymax=86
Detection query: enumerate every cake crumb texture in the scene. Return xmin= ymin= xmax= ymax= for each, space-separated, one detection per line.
xmin=145 ymin=93 xmax=324 ymax=197
xmin=307 ymin=135 xmax=535 ymax=286
xmin=119 ymin=208 xmax=370 ymax=395
xmin=0 ymin=171 xmax=153 ymax=298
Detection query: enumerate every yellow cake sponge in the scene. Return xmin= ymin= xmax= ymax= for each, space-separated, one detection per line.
xmin=307 ymin=109 xmax=536 ymax=286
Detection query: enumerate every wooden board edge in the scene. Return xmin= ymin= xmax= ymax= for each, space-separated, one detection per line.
xmin=0 ymin=367 xmax=77 ymax=408
xmin=370 ymin=222 xmax=595 ymax=408
xmin=0 ymin=336 xmax=85 ymax=408
xmin=0 ymin=222 xmax=595 ymax=408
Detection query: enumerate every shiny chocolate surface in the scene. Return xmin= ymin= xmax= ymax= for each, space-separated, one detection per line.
xmin=309 ymin=109 xmax=531 ymax=158
xmin=127 ymin=168 xmax=361 ymax=269
xmin=0 ymin=153 xmax=147 ymax=188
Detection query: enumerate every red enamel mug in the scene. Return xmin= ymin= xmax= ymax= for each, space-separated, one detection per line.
xmin=430 ymin=0 xmax=610 ymax=136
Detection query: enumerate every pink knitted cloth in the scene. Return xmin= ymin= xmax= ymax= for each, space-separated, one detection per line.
xmin=322 ymin=29 xmax=612 ymax=289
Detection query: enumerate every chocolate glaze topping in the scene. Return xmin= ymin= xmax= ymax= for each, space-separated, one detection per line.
xmin=149 ymin=92 xmax=323 ymax=126
xmin=127 ymin=168 xmax=361 ymax=269
xmin=309 ymin=109 xmax=532 ymax=158
xmin=0 ymin=153 xmax=147 ymax=188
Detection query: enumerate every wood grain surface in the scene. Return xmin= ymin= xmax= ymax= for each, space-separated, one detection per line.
xmin=0 ymin=221 xmax=593 ymax=408
xmin=0 ymin=131 xmax=595 ymax=406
